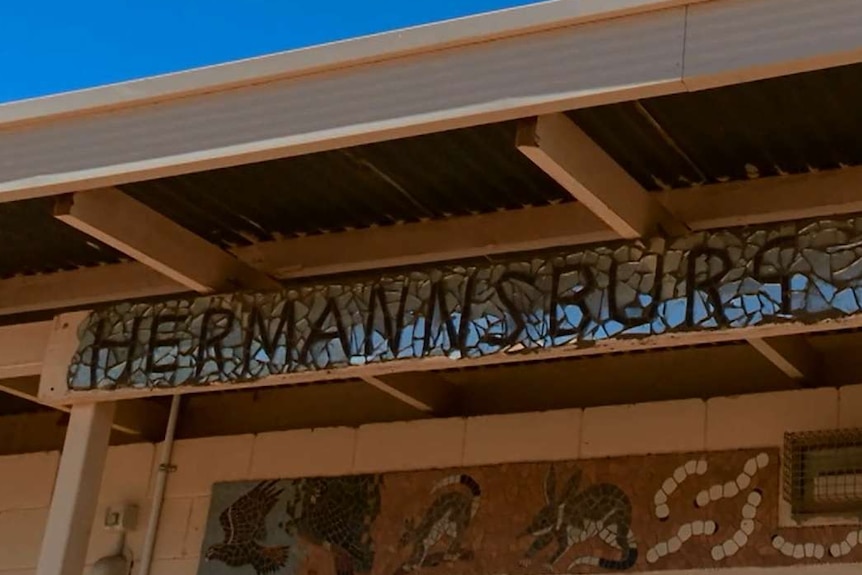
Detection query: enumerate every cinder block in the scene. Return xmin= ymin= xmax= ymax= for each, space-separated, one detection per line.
xmin=153 ymin=498 xmax=194 ymax=560
xmin=163 ymin=435 xmax=254 ymax=498
xmin=148 ymin=558 xmax=200 ymax=575
xmin=581 ymin=399 xmax=705 ymax=458
xmin=463 ymin=410 xmax=582 ymax=466
xmin=183 ymin=496 xmax=212 ymax=559
xmin=79 ymin=444 xmax=156 ymax=566
xmin=0 ymin=452 xmax=58 ymax=510
xmin=250 ymin=427 xmax=356 ymax=479
xmin=706 ymin=388 xmax=839 ymax=451
xmin=839 ymin=384 xmax=862 ymax=428
xmin=91 ymin=498 xmax=198 ymax=563
xmin=0 ymin=508 xmax=48 ymax=570
xmin=354 ymin=418 xmax=466 ymax=473
xmin=100 ymin=443 xmax=155 ymax=503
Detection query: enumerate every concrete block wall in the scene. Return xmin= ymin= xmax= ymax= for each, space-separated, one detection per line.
xmin=1 ymin=384 xmax=861 ymax=575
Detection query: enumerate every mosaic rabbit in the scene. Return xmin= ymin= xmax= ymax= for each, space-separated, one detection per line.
xmin=521 ymin=465 xmax=638 ymax=571
xmin=398 ymin=474 xmax=482 ymax=571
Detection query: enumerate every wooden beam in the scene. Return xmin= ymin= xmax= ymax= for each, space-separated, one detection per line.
xmin=4 ymin=165 xmax=862 ymax=318
xmin=0 ymin=376 xmax=47 ymax=404
xmin=2 ymin=203 xmax=613 ymax=316
xmin=361 ymin=376 xmax=435 ymax=413
xmin=0 ymin=320 xmax=166 ymax=437
xmin=361 ymin=372 xmax=453 ymax=414
xmin=657 ymin=167 xmax=862 ymax=230
xmin=747 ymin=336 xmax=823 ymax=384
xmin=516 ymin=113 xmax=686 ymax=238
xmin=36 ymin=402 xmax=114 ymax=575
xmin=54 ymin=188 xmax=280 ymax=293
xmin=0 ymin=321 xmax=51 ymax=378
xmin=0 ymin=375 xmax=167 ymax=439
xmin=113 ymin=399 xmax=170 ymax=440
xmin=0 ymin=262 xmax=186 ymax=317
xmin=235 ymin=203 xmax=615 ymax=279
xmin=177 ymin=379 xmax=432 ymax=437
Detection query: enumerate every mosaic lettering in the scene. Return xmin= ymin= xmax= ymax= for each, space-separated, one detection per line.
xmin=68 ymin=216 xmax=862 ymax=390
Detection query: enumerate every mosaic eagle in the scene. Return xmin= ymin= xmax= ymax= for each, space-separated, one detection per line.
xmin=205 ymin=480 xmax=290 ymax=575
xmin=284 ymin=475 xmax=382 ymax=575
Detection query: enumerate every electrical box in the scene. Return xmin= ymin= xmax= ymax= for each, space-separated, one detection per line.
xmin=103 ymin=504 xmax=139 ymax=532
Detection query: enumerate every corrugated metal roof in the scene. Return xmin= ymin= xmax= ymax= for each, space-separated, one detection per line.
xmin=120 ymin=121 xmax=569 ymax=249
xmin=4 ymin=63 xmax=862 ymax=279
xmin=569 ymin=61 xmax=862 ymax=191
xmin=0 ymin=198 xmax=124 ymax=279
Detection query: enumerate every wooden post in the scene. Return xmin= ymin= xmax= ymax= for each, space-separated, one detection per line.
xmin=36 ymin=402 xmax=116 ymax=575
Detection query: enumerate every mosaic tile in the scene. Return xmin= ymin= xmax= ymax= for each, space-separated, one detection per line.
xmin=68 ymin=215 xmax=862 ymax=390
xmin=198 ymin=449 xmax=862 ymax=575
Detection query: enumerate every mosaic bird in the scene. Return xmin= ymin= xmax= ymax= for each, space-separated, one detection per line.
xmin=284 ymin=475 xmax=382 ymax=575
xmin=205 ymin=480 xmax=291 ymax=575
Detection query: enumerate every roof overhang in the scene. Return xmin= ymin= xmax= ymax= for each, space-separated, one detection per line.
xmin=1 ymin=0 xmax=861 ymax=201
xmin=2 ymin=0 xmax=862 ymax=442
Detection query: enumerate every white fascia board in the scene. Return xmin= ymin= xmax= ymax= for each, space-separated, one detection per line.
xmin=0 ymin=0 xmax=861 ymax=201
xmin=684 ymin=0 xmax=862 ymax=90
xmin=0 ymin=0 xmax=692 ymax=126
xmin=0 ymin=8 xmax=687 ymax=201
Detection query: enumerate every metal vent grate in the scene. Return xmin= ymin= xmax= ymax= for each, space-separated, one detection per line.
xmin=784 ymin=429 xmax=862 ymax=518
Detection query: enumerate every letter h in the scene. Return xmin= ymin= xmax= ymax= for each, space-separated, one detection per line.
xmin=89 ymin=316 xmax=142 ymax=388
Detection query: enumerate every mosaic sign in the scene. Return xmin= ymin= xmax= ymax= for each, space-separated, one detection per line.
xmin=197 ymin=449 xmax=862 ymax=575
xmin=68 ymin=216 xmax=862 ymax=391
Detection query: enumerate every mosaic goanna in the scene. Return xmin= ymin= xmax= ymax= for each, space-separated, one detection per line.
xmin=398 ymin=474 xmax=482 ymax=571
xmin=284 ymin=475 xmax=382 ymax=575
xmin=205 ymin=480 xmax=291 ymax=575
xmin=521 ymin=466 xmax=638 ymax=571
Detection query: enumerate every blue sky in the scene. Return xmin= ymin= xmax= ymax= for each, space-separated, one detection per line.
xmin=0 ymin=0 xmax=542 ymax=103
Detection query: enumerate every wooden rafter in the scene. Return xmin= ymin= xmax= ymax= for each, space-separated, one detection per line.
xmin=54 ymin=188 xmax=281 ymax=293
xmin=0 ymin=322 xmax=166 ymax=437
xmin=747 ymin=336 xmax=823 ymax=385
xmin=516 ymin=113 xmax=687 ymax=238
xmin=0 ymin=167 xmax=851 ymax=318
xmin=514 ymin=114 xmax=838 ymax=385
xmin=0 ymin=262 xmax=185 ymax=317
xmin=0 ymin=375 xmax=167 ymax=438
xmin=361 ymin=376 xmax=436 ymax=413
xmin=6 ymin=165 xmax=862 ymax=318
xmin=0 ymin=321 xmax=51 ymax=379
xmin=361 ymin=372 xmax=453 ymax=415
xmin=236 ymin=203 xmax=614 ymax=279
xmin=656 ymin=167 xmax=862 ymax=230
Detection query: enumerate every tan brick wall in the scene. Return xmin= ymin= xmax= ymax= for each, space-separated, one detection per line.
xmin=706 ymin=388 xmax=839 ymax=451
xmin=581 ymin=399 xmax=705 ymax=458
xmin=463 ymin=409 xmax=581 ymax=466
xmin=1 ymin=385 xmax=861 ymax=574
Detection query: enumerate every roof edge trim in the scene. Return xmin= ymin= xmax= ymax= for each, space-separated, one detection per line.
xmin=0 ymin=0 xmax=695 ymax=127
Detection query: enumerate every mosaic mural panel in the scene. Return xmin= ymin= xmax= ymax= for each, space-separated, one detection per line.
xmin=197 ymin=449 xmax=862 ymax=575
xmin=69 ymin=215 xmax=862 ymax=390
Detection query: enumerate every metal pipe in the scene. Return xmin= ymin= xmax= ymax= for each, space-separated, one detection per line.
xmin=138 ymin=395 xmax=181 ymax=575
